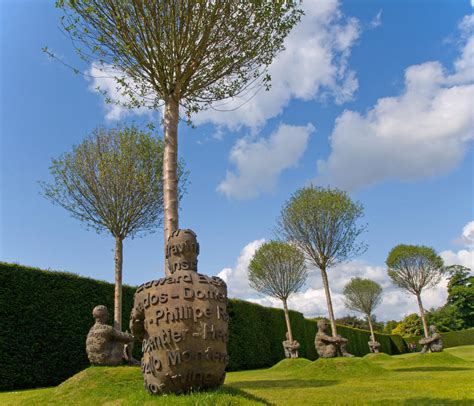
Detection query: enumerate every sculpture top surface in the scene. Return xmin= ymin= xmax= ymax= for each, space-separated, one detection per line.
xmin=166 ymin=229 xmax=199 ymax=274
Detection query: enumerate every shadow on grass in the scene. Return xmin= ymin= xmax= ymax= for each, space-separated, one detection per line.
xmin=393 ymin=367 xmax=471 ymax=372
xmin=229 ymin=379 xmax=338 ymax=390
xmin=378 ymin=398 xmax=474 ymax=405
xmin=219 ymin=386 xmax=274 ymax=405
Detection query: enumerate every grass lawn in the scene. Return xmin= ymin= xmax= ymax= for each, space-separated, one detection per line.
xmin=1 ymin=346 xmax=472 ymax=405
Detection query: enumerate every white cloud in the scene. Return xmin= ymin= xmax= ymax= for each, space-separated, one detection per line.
xmin=218 ymin=123 xmax=314 ymax=199
xmin=369 ymin=10 xmax=382 ymax=29
xmin=86 ymin=63 xmax=155 ymax=121
xmin=222 ymin=221 xmax=474 ymax=321
xmin=217 ymin=239 xmax=265 ymax=298
xmin=193 ymin=0 xmax=360 ymax=130
xmin=315 ymin=16 xmax=474 ymax=191
xmin=440 ymin=220 xmax=474 ymax=269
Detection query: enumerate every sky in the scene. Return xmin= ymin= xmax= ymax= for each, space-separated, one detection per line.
xmin=1 ymin=0 xmax=473 ymax=322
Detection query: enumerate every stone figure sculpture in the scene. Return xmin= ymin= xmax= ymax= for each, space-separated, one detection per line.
xmin=282 ymin=332 xmax=300 ymax=358
xmin=130 ymin=229 xmax=229 ymax=394
xmin=368 ymin=340 xmax=381 ymax=353
xmin=315 ymin=319 xmax=354 ymax=358
xmin=86 ymin=305 xmax=138 ymax=366
xmin=419 ymin=325 xmax=443 ymax=353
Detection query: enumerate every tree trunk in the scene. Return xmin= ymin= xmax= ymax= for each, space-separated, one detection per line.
xmin=416 ymin=293 xmax=429 ymax=338
xmin=163 ymin=97 xmax=180 ymax=276
xmin=282 ymin=298 xmax=294 ymax=342
xmin=114 ymin=237 xmax=123 ymax=331
xmin=367 ymin=313 xmax=375 ymax=342
xmin=320 ymin=267 xmax=337 ymax=337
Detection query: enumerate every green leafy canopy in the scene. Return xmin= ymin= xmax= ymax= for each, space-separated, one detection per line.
xmin=248 ymin=241 xmax=307 ymax=301
xmin=386 ymin=244 xmax=445 ymax=296
xmin=343 ymin=277 xmax=383 ymax=317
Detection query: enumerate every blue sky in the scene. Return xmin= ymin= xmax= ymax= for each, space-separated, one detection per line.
xmin=1 ymin=0 xmax=473 ymax=321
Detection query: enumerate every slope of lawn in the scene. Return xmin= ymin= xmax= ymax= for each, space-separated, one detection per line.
xmin=1 ymin=346 xmax=473 ymax=405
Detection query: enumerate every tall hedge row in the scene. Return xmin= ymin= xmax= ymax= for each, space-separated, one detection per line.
xmin=1 ymin=262 xmax=471 ymax=391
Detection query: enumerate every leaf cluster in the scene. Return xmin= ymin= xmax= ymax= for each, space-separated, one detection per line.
xmin=40 ymin=125 xmax=187 ymax=239
xmin=55 ymin=0 xmax=303 ymax=118
xmin=248 ymin=241 xmax=307 ymax=301
xmin=343 ymin=277 xmax=383 ymax=317
xmin=386 ymin=244 xmax=445 ymax=295
xmin=278 ymin=186 xmax=367 ymax=270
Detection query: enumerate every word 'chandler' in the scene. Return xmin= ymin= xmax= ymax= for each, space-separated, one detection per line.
xmin=130 ymin=229 xmax=229 ymax=395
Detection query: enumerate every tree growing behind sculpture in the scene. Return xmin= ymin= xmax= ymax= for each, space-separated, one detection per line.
xmin=386 ymin=244 xmax=446 ymax=338
xmin=343 ymin=277 xmax=383 ymax=352
xmin=52 ymin=1 xmax=303 ymax=274
xmin=278 ymin=186 xmax=367 ymax=337
xmin=40 ymin=126 xmax=186 ymax=330
xmin=248 ymin=241 xmax=308 ymax=358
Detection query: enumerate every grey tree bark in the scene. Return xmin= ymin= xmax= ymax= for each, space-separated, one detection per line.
xmin=282 ymin=298 xmax=294 ymax=342
xmin=416 ymin=293 xmax=429 ymax=338
xmin=114 ymin=237 xmax=123 ymax=330
xmin=321 ymin=267 xmax=337 ymax=337
xmin=163 ymin=97 xmax=179 ymax=276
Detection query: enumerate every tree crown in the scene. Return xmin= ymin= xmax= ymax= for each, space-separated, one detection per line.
xmin=41 ymin=125 xmax=186 ymax=239
xmin=386 ymin=244 xmax=445 ymax=296
xmin=54 ymin=0 xmax=303 ymax=117
xmin=248 ymin=241 xmax=307 ymax=301
xmin=342 ymin=277 xmax=383 ymax=316
xmin=277 ymin=186 xmax=367 ymax=270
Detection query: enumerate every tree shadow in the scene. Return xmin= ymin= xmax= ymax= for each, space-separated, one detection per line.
xmin=394 ymin=367 xmax=470 ymax=372
xmin=377 ymin=397 xmax=474 ymax=405
xmin=229 ymin=379 xmax=338 ymax=389
xmin=218 ymin=386 xmax=275 ymax=405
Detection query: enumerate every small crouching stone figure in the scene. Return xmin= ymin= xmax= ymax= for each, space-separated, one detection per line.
xmin=315 ymin=319 xmax=354 ymax=358
xmin=86 ymin=305 xmax=138 ymax=366
xmin=368 ymin=340 xmax=381 ymax=353
xmin=419 ymin=325 xmax=443 ymax=353
xmin=282 ymin=332 xmax=300 ymax=358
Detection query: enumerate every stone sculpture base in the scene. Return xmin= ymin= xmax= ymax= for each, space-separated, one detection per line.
xmin=368 ymin=340 xmax=381 ymax=353
xmin=131 ymin=271 xmax=228 ymax=394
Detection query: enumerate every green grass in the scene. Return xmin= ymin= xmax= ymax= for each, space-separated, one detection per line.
xmin=1 ymin=346 xmax=473 ymax=405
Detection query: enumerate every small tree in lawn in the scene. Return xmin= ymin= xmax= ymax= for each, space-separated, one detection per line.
xmin=248 ymin=241 xmax=308 ymax=344
xmin=343 ymin=277 xmax=383 ymax=344
xmin=386 ymin=244 xmax=446 ymax=338
xmin=278 ymin=186 xmax=367 ymax=337
xmin=53 ymin=1 xmax=303 ymax=274
xmin=41 ymin=125 xmax=186 ymax=330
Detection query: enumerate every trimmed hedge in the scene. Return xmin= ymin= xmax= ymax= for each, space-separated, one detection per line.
xmin=2 ymin=262 xmax=468 ymax=391
xmin=403 ymin=328 xmax=474 ymax=351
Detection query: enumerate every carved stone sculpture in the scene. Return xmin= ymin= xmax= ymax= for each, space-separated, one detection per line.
xmin=130 ymin=229 xmax=229 ymax=395
xmin=368 ymin=340 xmax=381 ymax=353
xmin=282 ymin=332 xmax=300 ymax=358
xmin=315 ymin=319 xmax=354 ymax=358
xmin=419 ymin=325 xmax=443 ymax=353
xmin=86 ymin=305 xmax=138 ymax=366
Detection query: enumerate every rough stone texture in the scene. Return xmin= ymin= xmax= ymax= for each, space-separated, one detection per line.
xmin=130 ymin=229 xmax=229 ymax=395
xmin=368 ymin=340 xmax=381 ymax=353
xmin=315 ymin=319 xmax=354 ymax=358
xmin=419 ymin=325 xmax=443 ymax=353
xmin=86 ymin=305 xmax=136 ymax=366
xmin=282 ymin=332 xmax=300 ymax=358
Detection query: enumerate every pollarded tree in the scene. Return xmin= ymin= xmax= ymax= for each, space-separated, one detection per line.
xmin=53 ymin=1 xmax=303 ymax=274
xmin=278 ymin=186 xmax=367 ymax=337
xmin=40 ymin=125 xmax=186 ymax=330
xmin=248 ymin=241 xmax=308 ymax=343
xmin=386 ymin=244 xmax=446 ymax=338
xmin=343 ymin=277 xmax=383 ymax=344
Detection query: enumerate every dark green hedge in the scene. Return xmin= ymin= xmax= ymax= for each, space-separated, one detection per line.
xmin=4 ymin=262 xmax=465 ymax=391
xmin=403 ymin=328 xmax=474 ymax=351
